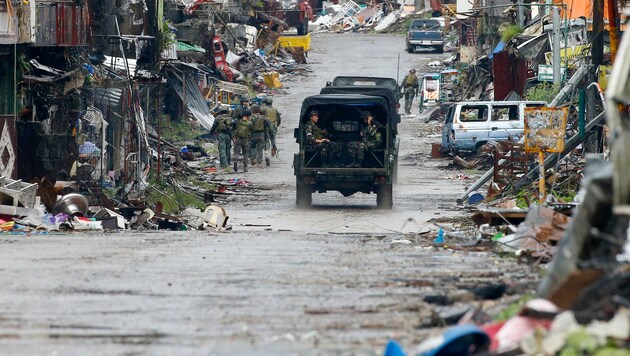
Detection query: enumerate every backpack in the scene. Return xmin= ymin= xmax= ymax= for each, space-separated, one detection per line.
xmin=235 ymin=119 xmax=251 ymax=138
xmin=252 ymin=115 xmax=266 ymax=131
xmin=266 ymin=108 xmax=278 ymax=125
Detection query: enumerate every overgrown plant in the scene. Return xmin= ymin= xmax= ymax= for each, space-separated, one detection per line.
xmin=501 ymin=25 xmax=523 ymax=43
xmin=525 ymin=82 xmax=560 ymax=103
xmin=158 ymin=20 xmax=177 ymax=53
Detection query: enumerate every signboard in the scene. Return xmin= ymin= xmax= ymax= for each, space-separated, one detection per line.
xmin=524 ymin=107 xmax=568 ymax=153
xmin=544 ymin=45 xmax=591 ymax=66
xmin=538 ymin=65 xmax=567 ymax=82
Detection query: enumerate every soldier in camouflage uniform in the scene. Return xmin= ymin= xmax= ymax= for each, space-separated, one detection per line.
xmin=263 ymin=96 xmax=281 ymax=157
xmin=361 ymin=111 xmax=383 ymax=149
xmin=232 ymin=96 xmax=251 ymax=120
xmin=304 ymin=110 xmax=332 ymax=167
xmin=231 ymin=109 xmax=253 ymax=172
xmin=400 ymin=68 xmax=419 ymax=114
xmin=210 ymin=108 xmax=233 ymax=168
xmin=249 ymin=105 xmax=271 ymax=166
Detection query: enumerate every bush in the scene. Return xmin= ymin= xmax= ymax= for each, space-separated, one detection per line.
xmin=501 ymin=25 xmax=523 ymax=43
xmin=525 ymin=82 xmax=560 ymax=103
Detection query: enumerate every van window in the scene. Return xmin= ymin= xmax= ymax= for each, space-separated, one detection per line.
xmin=459 ymin=106 xmax=487 ymax=122
xmin=492 ymin=105 xmax=519 ymax=121
xmin=333 ymin=120 xmax=359 ymax=132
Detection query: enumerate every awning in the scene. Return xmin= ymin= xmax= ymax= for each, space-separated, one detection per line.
xmin=177 ymin=41 xmax=206 ymax=53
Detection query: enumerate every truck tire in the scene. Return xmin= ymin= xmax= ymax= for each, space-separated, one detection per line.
xmin=407 ymin=46 xmax=414 ymax=53
xmin=376 ymin=183 xmax=393 ymax=209
xmin=296 ymin=178 xmax=312 ymax=208
xmin=435 ymin=45 xmax=444 ymax=54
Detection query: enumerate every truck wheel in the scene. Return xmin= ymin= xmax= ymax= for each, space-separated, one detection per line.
xmin=407 ymin=46 xmax=414 ymax=53
xmin=296 ymin=178 xmax=312 ymax=208
xmin=435 ymin=45 xmax=444 ymax=54
xmin=376 ymin=183 xmax=393 ymax=209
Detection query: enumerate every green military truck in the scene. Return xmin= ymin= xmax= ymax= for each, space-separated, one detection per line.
xmin=293 ymin=77 xmax=400 ymax=209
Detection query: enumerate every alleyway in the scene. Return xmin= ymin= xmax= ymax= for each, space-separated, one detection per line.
xmin=0 ymin=33 xmax=538 ymax=354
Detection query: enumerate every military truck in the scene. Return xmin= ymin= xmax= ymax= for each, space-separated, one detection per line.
xmin=294 ymin=85 xmax=400 ymax=209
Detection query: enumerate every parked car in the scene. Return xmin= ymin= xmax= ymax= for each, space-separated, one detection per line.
xmin=406 ymin=18 xmax=444 ymax=53
xmin=441 ymin=100 xmax=547 ymax=154
xmin=294 ymin=90 xmax=400 ymax=209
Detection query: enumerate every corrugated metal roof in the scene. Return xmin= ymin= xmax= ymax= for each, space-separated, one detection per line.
xmin=166 ymin=70 xmax=215 ymax=130
xmin=103 ymin=56 xmax=138 ymax=77
xmin=34 ymin=3 xmax=89 ymax=46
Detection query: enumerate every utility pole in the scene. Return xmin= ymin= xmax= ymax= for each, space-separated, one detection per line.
xmin=605 ymin=0 xmax=620 ymax=62
xmin=552 ymin=6 xmax=561 ymax=85
xmin=592 ymin=0 xmax=604 ymax=69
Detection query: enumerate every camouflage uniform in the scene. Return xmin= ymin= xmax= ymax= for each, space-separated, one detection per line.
xmin=249 ymin=112 xmax=270 ymax=166
xmin=363 ymin=121 xmax=383 ymax=149
xmin=305 ymin=120 xmax=333 ymax=167
xmin=401 ymin=71 xmax=419 ymax=114
xmin=232 ymin=113 xmax=253 ymax=172
xmin=264 ymin=104 xmax=281 ymax=155
xmin=347 ymin=142 xmax=365 ymax=167
xmin=210 ymin=113 xmax=232 ymax=168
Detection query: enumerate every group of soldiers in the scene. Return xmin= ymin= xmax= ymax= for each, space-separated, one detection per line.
xmin=305 ymin=110 xmax=383 ymax=167
xmin=210 ymin=96 xmax=282 ymax=173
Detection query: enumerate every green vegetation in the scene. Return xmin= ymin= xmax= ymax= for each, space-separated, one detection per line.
xmin=160 ymin=118 xmax=205 ymax=142
xmin=525 ymin=82 xmax=561 ymax=103
xmin=145 ymin=175 xmax=216 ymax=214
xmin=158 ymin=20 xmax=176 ymax=53
xmin=494 ymin=294 xmax=535 ymax=321
xmin=515 ymin=188 xmax=536 ymax=209
xmin=560 ymin=329 xmax=629 ymax=356
xmin=501 ymin=25 xmax=523 ymax=43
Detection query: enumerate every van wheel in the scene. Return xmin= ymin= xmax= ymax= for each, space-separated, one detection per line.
xmin=435 ymin=45 xmax=444 ymax=53
xmin=407 ymin=46 xmax=414 ymax=53
xmin=296 ymin=178 xmax=312 ymax=208
xmin=376 ymin=183 xmax=393 ymax=209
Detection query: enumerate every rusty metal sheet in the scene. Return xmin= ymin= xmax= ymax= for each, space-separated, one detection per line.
xmin=493 ymin=141 xmax=532 ymax=186
xmin=0 ymin=115 xmax=17 ymax=179
xmin=35 ymin=3 xmax=89 ymax=46
xmin=492 ymin=50 xmax=528 ymax=101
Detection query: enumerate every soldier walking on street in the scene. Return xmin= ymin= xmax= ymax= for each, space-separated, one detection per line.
xmin=249 ymin=105 xmax=271 ymax=167
xmin=263 ymin=96 xmax=281 ymax=159
xmin=210 ymin=108 xmax=233 ymax=169
xmin=401 ymin=68 xmax=419 ymax=114
xmin=232 ymin=96 xmax=251 ymax=120
xmin=232 ymin=109 xmax=253 ymax=172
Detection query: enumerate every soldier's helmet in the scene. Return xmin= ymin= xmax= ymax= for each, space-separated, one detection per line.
xmin=264 ymin=96 xmax=273 ymax=105
xmin=240 ymin=96 xmax=250 ymax=104
xmin=361 ymin=111 xmax=372 ymax=120
xmin=310 ymin=110 xmax=319 ymax=117
xmin=409 ymin=68 xmax=416 ymax=74
xmin=251 ymin=104 xmax=262 ymax=113
xmin=241 ymin=109 xmax=252 ymax=118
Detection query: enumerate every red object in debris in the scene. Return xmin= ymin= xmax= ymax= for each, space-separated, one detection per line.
xmin=212 ymin=36 xmax=234 ymax=82
xmin=217 ymin=185 xmax=227 ymax=193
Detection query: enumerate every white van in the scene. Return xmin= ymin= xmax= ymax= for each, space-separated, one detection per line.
xmin=441 ymin=100 xmax=547 ymax=154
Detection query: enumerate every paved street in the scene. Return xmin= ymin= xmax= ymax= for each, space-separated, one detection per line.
xmin=0 ymin=33 xmax=537 ymax=355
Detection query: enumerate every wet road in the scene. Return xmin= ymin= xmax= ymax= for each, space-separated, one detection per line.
xmin=0 ymin=33 xmax=536 ymax=355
